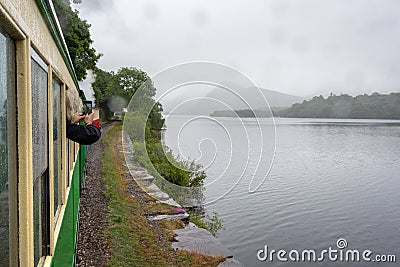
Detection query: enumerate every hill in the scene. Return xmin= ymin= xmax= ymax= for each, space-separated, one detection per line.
xmin=160 ymin=87 xmax=305 ymax=115
xmin=276 ymin=93 xmax=400 ymax=119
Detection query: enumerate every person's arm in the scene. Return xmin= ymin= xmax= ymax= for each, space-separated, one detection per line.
xmin=66 ymin=122 xmax=101 ymax=145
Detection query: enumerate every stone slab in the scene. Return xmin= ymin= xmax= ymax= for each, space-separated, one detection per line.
xmin=129 ymin=170 xmax=148 ymax=177
xmin=134 ymin=175 xmax=154 ymax=182
xmin=147 ymin=212 xmax=189 ymax=221
xmin=148 ymin=191 xmax=170 ymax=200
xmin=157 ymin=198 xmax=181 ymax=207
xmin=145 ymin=183 xmax=161 ymax=192
xmin=172 ymin=228 xmax=234 ymax=258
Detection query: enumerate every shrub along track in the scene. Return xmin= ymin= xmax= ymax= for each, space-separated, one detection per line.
xmin=76 ymin=122 xmax=225 ymax=267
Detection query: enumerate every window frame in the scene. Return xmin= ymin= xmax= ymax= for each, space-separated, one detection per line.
xmin=51 ymin=74 xmax=62 ymax=226
xmin=30 ymin=47 xmax=50 ymax=266
xmin=0 ymin=25 xmax=17 ymax=267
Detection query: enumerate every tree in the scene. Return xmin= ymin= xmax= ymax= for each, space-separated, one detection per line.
xmin=114 ymin=67 xmax=153 ymax=100
xmin=92 ymin=67 xmax=161 ymax=123
xmin=53 ymin=0 xmax=101 ymax=80
xmin=91 ymin=68 xmax=114 ymax=119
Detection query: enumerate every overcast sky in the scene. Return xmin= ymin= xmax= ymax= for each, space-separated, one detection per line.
xmin=72 ymin=0 xmax=400 ymax=97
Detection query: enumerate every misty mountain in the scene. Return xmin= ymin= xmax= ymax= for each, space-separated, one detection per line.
xmin=160 ymin=87 xmax=305 ymax=115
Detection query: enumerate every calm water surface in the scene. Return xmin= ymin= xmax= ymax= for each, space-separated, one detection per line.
xmin=164 ymin=117 xmax=400 ymax=266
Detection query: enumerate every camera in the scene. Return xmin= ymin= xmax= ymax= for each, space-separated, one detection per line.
xmin=83 ymin=100 xmax=92 ymax=115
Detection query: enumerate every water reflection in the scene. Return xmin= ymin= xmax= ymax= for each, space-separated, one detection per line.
xmin=165 ymin=116 xmax=400 ymax=266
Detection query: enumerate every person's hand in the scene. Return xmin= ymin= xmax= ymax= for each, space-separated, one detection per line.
xmin=84 ymin=112 xmax=95 ymax=125
xmin=72 ymin=113 xmax=85 ymax=124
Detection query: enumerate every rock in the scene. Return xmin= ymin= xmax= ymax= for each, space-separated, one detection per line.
xmin=134 ymin=175 xmax=154 ymax=183
xmin=156 ymin=198 xmax=181 ymax=207
xmin=148 ymin=190 xmax=170 ymax=200
xmin=217 ymin=258 xmax=244 ymax=267
xmin=145 ymin=183 xmax=161 ymax=191
xmin=147 ymin=212 xmax=190 ymax=222
xmin=185 ymin=222 xmax=198 ymax=229
xmin=129 ymin=170 xmax=148 ymax=177
xmin=172 ymin=228 xmax=234 ymax=258
xmin=144 ymin=183 xmax=171 ymax=200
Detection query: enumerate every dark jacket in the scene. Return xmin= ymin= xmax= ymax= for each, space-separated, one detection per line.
xmin=66 ymin=122 xmax=101 ymax=145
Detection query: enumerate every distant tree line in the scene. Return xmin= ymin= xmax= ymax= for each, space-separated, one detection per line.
xmin=276 ymin=93 xmax=400 ymax=119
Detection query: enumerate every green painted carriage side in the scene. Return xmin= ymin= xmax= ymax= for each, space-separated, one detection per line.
xmin=51 ymin=145 xmax=86 ymax=267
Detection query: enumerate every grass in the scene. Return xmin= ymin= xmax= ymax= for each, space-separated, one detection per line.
xmin=103 ymin=123 xmax=226 ymax=267
xmin=189 ymin=213 xmax=209 ymax=231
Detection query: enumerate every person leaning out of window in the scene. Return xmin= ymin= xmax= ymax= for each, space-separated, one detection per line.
xmin=66 ymin=89 xmax=101 ymax=145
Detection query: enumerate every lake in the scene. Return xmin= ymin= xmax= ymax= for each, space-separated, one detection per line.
xmin=164 ymin=116 xmax=400 ymax=266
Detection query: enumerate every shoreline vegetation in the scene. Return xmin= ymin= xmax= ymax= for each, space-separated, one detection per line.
xmin=210 ymin=92 xmax=400 ymax=119
xmin=101 ymin=123 xmax=225 ymax=266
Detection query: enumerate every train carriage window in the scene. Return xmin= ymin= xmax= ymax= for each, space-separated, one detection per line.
xmin=0 ymin=27 xmax=15 ymax=267
xmin=31 ymin=49 xmax=50 ymax=266
xmin=52 ymin=78 xmax=62 ymax=224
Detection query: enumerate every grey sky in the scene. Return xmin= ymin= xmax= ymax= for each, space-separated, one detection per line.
xmin=72 ymin=0 xmax=400 ymax=97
